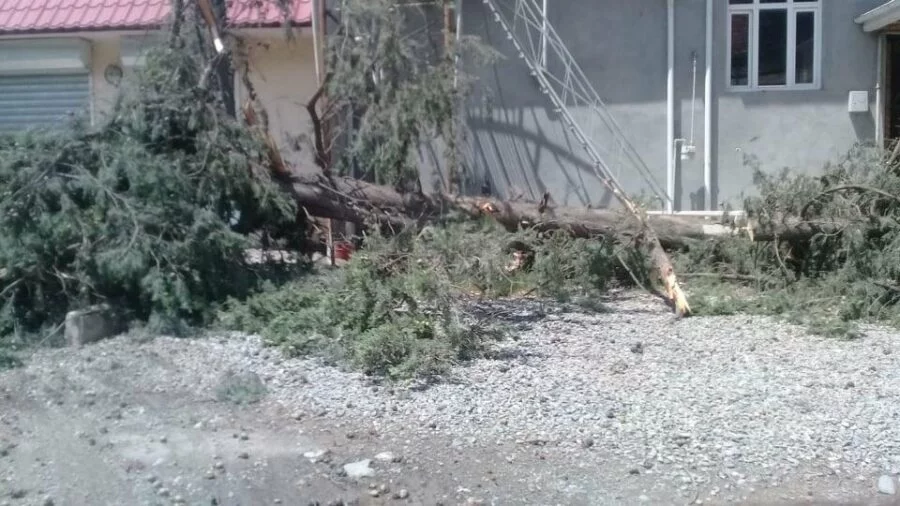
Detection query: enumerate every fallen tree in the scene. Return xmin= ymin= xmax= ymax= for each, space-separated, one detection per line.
xmin=277 ymin=171 xmax=873 ymax=317
xmin=282 ymin=172 xmax=842 ymax=248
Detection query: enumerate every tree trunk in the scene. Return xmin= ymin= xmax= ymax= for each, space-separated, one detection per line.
xmin=284 ymin=173 xmax=835 ymax=247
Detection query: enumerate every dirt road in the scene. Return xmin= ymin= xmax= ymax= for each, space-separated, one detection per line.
xmin=2 ymin=294 xmax=900 ymax=505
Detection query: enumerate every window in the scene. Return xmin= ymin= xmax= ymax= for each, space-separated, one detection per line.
xmin=727 ymin=0 xmax=821 ymax=90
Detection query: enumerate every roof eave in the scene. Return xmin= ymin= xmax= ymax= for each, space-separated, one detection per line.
xmin=855 ymin=0 xmax=900 ymax=32
xmin=0 ymin=19 xmax=311 ymax=38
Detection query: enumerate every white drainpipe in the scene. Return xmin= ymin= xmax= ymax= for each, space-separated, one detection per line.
xmin=541 ymin=0 xmax=549 ymax=68
xmin=704 ymin=0 xmax=713 ymax=210
xmin=666 ymin=0 xmax=675 ymax=213
xmin=876 ymin=33 xmax=885 ymax=147
xmin=454 ymin=0 xmax=463 ymax=88
xmin=311 ymin=0 xmax=323 ymax=84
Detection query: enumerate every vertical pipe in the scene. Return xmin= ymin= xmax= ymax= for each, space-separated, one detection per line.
xmin=311 ymin=0 xmax=323 ymax=83
xmin=541 ymin=0 xmax=548 ymax=68
xmin=311 ymin=0 xmax=335 ymax=263
xmin=666 ymin=0 xmax=675 ymax=213
xmin=704 ymin=0 xmax=713 ymax=210
xmin=454 ymin=0 xmax=464 ymax=191
xmin=454 ymin=0 xmax=463 ymax=88
xmin=876 ymin=33 xmax=885 ymax=148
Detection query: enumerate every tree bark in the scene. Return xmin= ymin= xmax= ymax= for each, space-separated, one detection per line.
xmin=284 ymin=173 xmax=836 ymax=248
xmin=278 ymin=173 xmax=863 ymax=317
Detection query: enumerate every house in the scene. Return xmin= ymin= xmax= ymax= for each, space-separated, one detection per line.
xmin=0 ymin=0 xmax=322 ymax=168
xmin=451 ymin=0 xmax=896 ymax=212
xmin=4 ymin=0 xmax=896 ymax=215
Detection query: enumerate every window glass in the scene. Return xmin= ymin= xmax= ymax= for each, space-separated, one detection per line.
xmin=730 ymin=14 xmax=750 ymax=86
xmin=758 ymin=9 xmax=787 ymax=86
xmin=795 ymin=11 xmax=815 ymax=84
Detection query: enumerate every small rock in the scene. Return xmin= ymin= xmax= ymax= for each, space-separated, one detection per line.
xmin=159 ymin=436 xmax=167 ymax=444
xmin=628 ymin=468 xmax=640 ymax=475
xmin=42 ymin=496 xmax=55 ymax=506
xmin=158 ymin=487 xmax=171 ymax=497
xmin=239 ymin=432 xmax=249 ymax=441
xmin=630 ymin=342 xmax=644 ymax=354
xmin=394 ymin=489 xmax=410 ymax=499
xmin=214 ymin=461 xmax=225 ymax=471
xmin=580 ymin=438 xmax=595 ymax=449
xmin=368 ymin=489 xmax=380 ymax=497
xmin=303 ymin=449 xmax=330 ymax=463
xmin=205 ymin=470 xmax=216 ymax=480
xmin=878 ymin=475 xmax=896 ymax=495
xmin=374 ymin=452 xmax=397 ymax=462
xmin=64 ymin=304 xmax=126 ymax=347
xmin=845 ymin=381 xmax=855 ymax=389
xmin=344 ymin=459 xmax=375 ymax=479
xmin=173 ymin=495 xmax=184 ymax=504
xmin=238 ymin=451 xmax=250 ymax=459
xmin=9 ymin=489 xmax=26 ymax=499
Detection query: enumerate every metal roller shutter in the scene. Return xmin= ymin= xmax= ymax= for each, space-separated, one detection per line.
xmin=0 ymin=73 xmax=91 ymax=133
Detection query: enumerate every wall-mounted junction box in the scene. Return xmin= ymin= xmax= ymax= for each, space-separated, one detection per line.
xmin=848 ymin=91 xmax=869 ymax=113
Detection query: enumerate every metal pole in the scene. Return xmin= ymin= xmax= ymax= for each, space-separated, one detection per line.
xmin=541 ymin=0 xmax=548 ymax=68
xmin=703 ymin=0 xmax=713 ymax=210
xmin=876 ymin=33 xmax=885 ymax=147
xmin=666 ymin=0 xmax=675 ymax=213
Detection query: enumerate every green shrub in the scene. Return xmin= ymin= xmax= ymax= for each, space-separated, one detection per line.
xmin=0 ymin=30 xmax=300 ymax=345
xmin=217 ymin=221 xmax=628 ymax=378
xmin=676 ymin=144 xmax=900 ymax=338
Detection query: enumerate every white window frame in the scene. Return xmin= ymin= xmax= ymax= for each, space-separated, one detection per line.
xmin=726 ymin=0 xmax=822 ymax=92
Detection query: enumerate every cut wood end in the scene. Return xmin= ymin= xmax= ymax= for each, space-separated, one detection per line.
xmin=673 ymin=288 xmax=692 ymax=317
xmin=478 ymin=202 xmax=498 ymax=214
xmin=663 ymin=272 xmax=692 ymax=317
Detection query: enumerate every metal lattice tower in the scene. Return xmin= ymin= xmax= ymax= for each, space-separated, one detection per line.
xmin=481 ymin=0 xmax=670 ymax=210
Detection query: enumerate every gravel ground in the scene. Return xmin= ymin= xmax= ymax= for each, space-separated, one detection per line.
xmin=3 ymin=290 xmax=900 ymax=505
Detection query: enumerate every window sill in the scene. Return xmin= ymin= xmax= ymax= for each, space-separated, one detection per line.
xmin=726 ymin=84 xmax=822 ymax=93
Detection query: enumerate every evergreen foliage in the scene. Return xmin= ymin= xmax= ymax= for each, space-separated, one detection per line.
xmin=0 ymin=17 xmax=299 ymax=344
xmin=216 ymin=220 xmax=621 ymax=379
xmin=323 ymin=0 xmax=498 ymax=191
xmin=679 ymin=145 xmax=900 ymax=337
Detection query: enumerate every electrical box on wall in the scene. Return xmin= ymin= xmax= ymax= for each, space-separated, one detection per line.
xmin=848 ymin=91 xmax=869 ymax=113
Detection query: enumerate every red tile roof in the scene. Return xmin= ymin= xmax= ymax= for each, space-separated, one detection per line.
xmin=0 ymin=0 xmax=312 ymax=35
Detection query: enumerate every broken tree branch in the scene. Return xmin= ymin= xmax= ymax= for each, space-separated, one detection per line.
xmin=280 ymin=173 xmax=843 ymax=248
xmin=306 ymin=73 xmax=333 ymax=171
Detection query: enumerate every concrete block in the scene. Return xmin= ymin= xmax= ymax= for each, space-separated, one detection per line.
xmin=64 ymin=304 xmax=125 ymax=347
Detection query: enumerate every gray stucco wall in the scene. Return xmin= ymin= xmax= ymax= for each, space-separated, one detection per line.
xmin=453 ymin=0 xmax=885 ymax=211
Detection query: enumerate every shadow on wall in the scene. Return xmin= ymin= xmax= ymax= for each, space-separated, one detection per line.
xmin=451 ymin=0 xmax=673 ymax=209
xmin=454 ymin=1 xmax=632 ymax=208
xmin=466 ymin=115 xmax=615 ymax=208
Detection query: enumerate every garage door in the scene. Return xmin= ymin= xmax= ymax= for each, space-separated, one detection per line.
xmin=0 ymin=73 xmax=91 ymax=133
